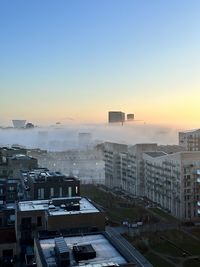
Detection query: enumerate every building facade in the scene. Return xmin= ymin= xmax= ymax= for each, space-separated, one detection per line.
xmin=144 ymin=151 xmax=200 ymax=220
xmin=108 ymin=111 xmax=125 ymax=123
xmin=179 ymin=129 xmax=200 ymax=151
xmin=104 ymin=142 xmax=200 ymax=221
xmin=104 ymin=143 xmax=157 ymax=196
xmin=22 ymin=169 xmax=80 ymax=200
xmin=15 ymin=197 xmax=105 ymax=254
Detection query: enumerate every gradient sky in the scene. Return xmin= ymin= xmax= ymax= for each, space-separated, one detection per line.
xmin=1 ymin=0 xmax=200 ymax=127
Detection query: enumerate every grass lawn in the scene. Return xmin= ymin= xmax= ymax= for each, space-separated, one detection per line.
xmin=145 ymin=251 xmax=175 ymax=267
xmin=81 ymin=184 xmax=153 ymax=223
xmin=149 ymin=208 xmax=180 ymax=223
xmin=150 ymin=230 xmax=200 ymax=256
xmin=81 ymin=185 xmax=200 ymax=264
xmin=191 ymin=228 xmax=200 ymax=239
xmin=152 ymin=242 xmax=183 ymax=257
xmin=183 ymin=258 xmax=200 ymax=267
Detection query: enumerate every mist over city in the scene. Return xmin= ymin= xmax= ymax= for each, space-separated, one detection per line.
xmin=0 ymin=123 xmax=179 ymax=151
xmin=1 ymin=1 xmax=200 ymax=267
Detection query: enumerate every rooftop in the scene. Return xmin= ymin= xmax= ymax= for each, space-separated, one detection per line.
xmin=144 ymin=151 xmax=167 ymax=158
xmin=179 ymin=128 xmax=200 ymax=134
xmin=11 ymin=154 xmax=34 ymax=160
xmin=23 ymin=169 xmax=78 ymax=183
xmin=18 ymin=197 xmax=100 ymax=216
xmin=39 ymin=233 xmax=127 ymax=267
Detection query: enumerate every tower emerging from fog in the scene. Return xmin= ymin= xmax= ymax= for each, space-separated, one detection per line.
xmin=127 ymin=114 xmax=134 ymax=121
xmin=12 ymin=120 xmax=26 ymax=128
xmin=108 ymin=111 xmax=125 ymax=123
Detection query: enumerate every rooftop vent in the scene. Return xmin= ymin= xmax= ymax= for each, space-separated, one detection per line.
xmin=73 ymin=244 xmax=96 ymax=261
xmin=65 ymin=203 xmax=80 ymax=212
xmin=54 ymin=237 xmax=70 ymax=266
xmin=49 ymin=204 xmax=56 ymax=210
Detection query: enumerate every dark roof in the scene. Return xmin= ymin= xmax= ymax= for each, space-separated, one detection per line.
xmin=145 ymin=151 xmax=167 ymax=158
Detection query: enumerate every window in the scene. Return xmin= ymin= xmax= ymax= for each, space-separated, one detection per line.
xmin=8 ymin=186 xmax=15 ymax=192
xmin=68 ymin=186 xmax=72 ymax=197
xmin=50 ymin=187 xmax=54 ymax=197
xmin=3 ymin=249 xmax=13 ymax=257
xmin=38 ymin=188 xmax=44 ymax=199
xmin=59 ymin=187 xmax=62 ymax=197
xmin=37 ymin=216 xmax=42 ymax=227
xmin=75 ymin=186 xmax=78 ymax=195
xmin=2 ymin=170 xmax=7 ymax=175
xmin=7 ymin=214 xmax=15 ymax=225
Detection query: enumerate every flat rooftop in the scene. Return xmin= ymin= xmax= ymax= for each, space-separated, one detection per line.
xmin=18 ymin=197 xmax=100 ymax=215
xmin=23 ymin=169 xmax=78 ymax=183
xmin=11 ymin=154 xmax=34 ymax=160
xmin=39 ymin=233 xmax=127 ymax=266
xmin=145 ymin=151 xmax=167 ymax=158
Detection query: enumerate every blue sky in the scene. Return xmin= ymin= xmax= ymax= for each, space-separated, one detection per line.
xmin=1 ymin=0 xmax=200 ymax=126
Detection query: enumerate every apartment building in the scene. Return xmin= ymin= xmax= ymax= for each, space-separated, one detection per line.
xmin=28 ymin=146 xmax=105 ymax=184
xmin=0 ymin=147 xmax=38 ymax=178
xmin=179 ymin=129 xmax=200 ymax=151
xmin=104 ymin=142 xmax=157 ymax=196
xmin=104 ymin=142 xmax=200 ymax=221
xmin=0 ymin=146 xmax=27 ymax=157
xmin=144 ymin=151 xmax=200 ymax=220
xmin=21 ymin=168 xmax=80 ymax=200
xmin=104 ymin=142 xmax=128 ymax=189
xmin=0 ymin=178 xmax=20 ymax=203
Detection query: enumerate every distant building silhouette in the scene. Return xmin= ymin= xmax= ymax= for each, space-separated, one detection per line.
xmin=127 ymin=113 xmax=134 ymax=120
xmin=108 ymin=111 xmax=125 ymax=123
xmin=12 ymin=120 xmax=26 ymax=128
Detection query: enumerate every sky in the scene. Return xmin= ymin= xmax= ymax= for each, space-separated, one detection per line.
xmin=1 ymin=0 xmax=200 ymax=128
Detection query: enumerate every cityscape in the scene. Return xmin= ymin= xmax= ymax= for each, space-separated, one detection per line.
xmin=1 ymin=1 xmax=200 ymax=267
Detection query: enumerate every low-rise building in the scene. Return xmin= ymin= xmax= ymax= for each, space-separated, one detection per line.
xmin=16 ymin=197 xmax=105 ymax=254
xmin=22 ymin=169 xmax=80 ymax=200
xmin=34 ymin=232 xmax=139 ymax=267
xmin=0 ymin=146 xmax=38 ymax=178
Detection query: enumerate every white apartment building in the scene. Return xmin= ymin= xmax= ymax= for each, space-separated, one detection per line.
xmin=104 ymin=142 xmax=128 ymax=189
xmin=104 ymin=142 xmax=157 ymax=196
xmin=144 ymin=151 xmax=200 ymax=220
xmin=104 ymin=142 xmax=200 ymax=221
xmin=179 ymin=129 xmax=200 ymax=151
